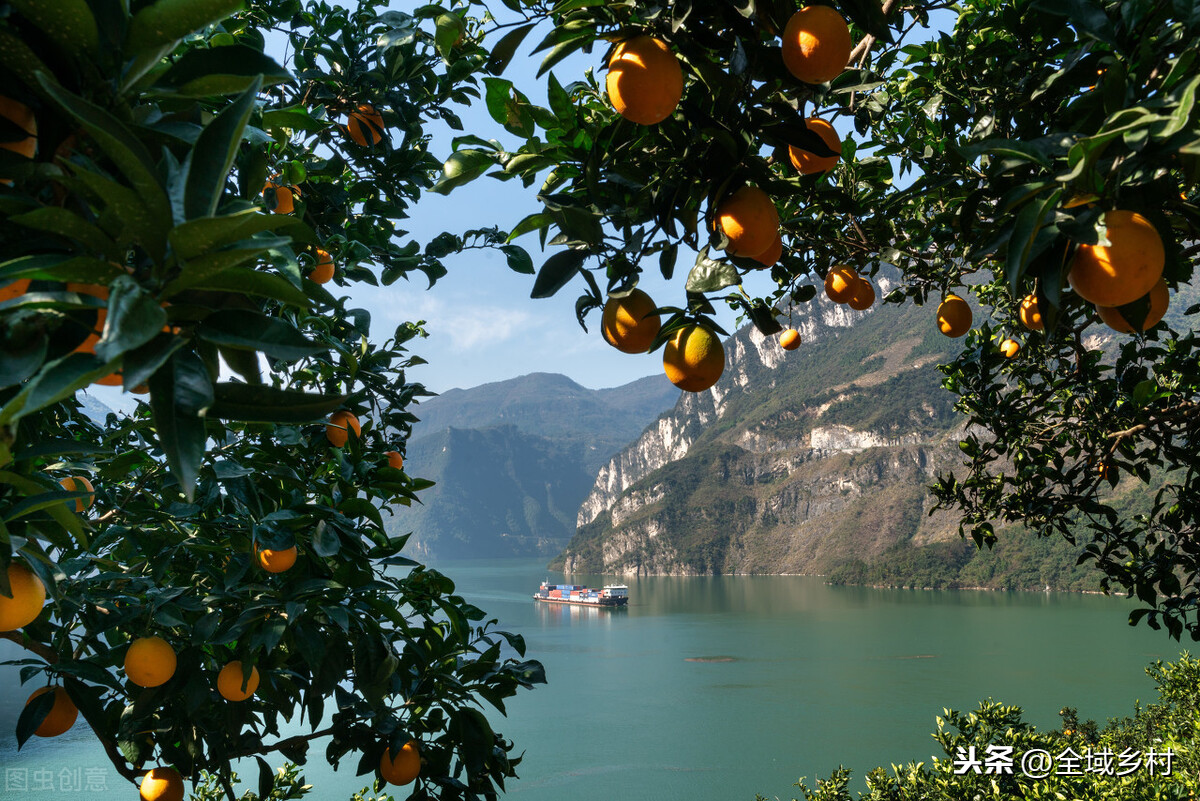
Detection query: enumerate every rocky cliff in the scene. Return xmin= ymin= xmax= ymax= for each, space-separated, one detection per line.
xmin=554 ymin=279 xmax=986 ymax=578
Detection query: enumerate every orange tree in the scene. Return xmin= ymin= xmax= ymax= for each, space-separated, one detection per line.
xmin=437 ymin=0 xmax=1200 ymax=637
xmin=0 ymin=1 xmax=543 ymax=799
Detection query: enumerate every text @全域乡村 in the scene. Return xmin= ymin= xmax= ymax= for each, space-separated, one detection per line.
xmin=953 ymin=744 xmax=1175 ymax=779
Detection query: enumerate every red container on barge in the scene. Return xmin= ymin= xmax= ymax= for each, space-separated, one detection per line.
xmin=533 ymin=581 xmax=628 ymax=606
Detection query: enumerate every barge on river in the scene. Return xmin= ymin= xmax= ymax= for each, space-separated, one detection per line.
xmin=533 ymin=581 xmax=628 ymax=606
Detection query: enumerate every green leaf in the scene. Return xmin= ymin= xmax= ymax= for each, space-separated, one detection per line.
xmin=163 ymin=239 xmax=279 ymax=296
xmin=148 ymin=350 xmax=213 ymax=500
xmin=1005 ymin=191 xmax=1062 ymax=295
xmin=530 ymin=250 xmax=586 ymax=298
xmin=122 ymin=334 xmax=186 ymax=391
xmin=8 ymin=0 xmax=100 ymax=57
xmin=127 ymin=0 xmax=246 ymax=54
xmin=156 ymin=45 xmax=291 ymax=97
xmin=0 ymin=471 xmax=85 ymax=547
xmin=184 ymin=78 xmax=262 ymax=219
xmin=9 ymin=208 xmax=117 ymax=257
xmin=685 ymin=251 xmax=741 ymax=293
xmin=183 ymin=268 xmax=309 ymax=307
xmin=37 ymin=77 xmax=171 ymax=223
xmin=65 ymin=167 xmax=167 ymax=260
xmin=262 ymin=106 xmax=327 ymax=134
xmin=0 ymin=255 xmax=123 ymax=285
xmin=168 ymin=208 xmax=300 ymax=261
xmin=95 ymin=277 xmax=168 ymax=362
xmin=208 ymin=384 xmax=346 ymax=423
xmin=500 ymin=245 xmax=534 ymax=275
xmin=434 ymin=13 xmax=464 ymax=59
xmin=16 ymin=687 xmax=56 ymax=749
xmin=431 ymin=150 xmax=495 ymax=195
xmin=0 ymin=354 xmax=117 ymax=427
xmin=196 ymin=310 xmax=322 ymax=361
xmin=486 ymin=22 xmax=536 ymax=75
xmin=484 ymin=78 xmax=534 ymax=137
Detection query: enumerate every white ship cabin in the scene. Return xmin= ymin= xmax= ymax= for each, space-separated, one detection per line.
xmin=601 ymin=585 xmax=628 ymax=599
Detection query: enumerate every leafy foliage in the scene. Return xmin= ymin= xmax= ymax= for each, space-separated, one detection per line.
xmin=0 ymin=1 xmax=542 ymax=799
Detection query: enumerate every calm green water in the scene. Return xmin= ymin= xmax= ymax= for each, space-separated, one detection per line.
xmin=0 ymin=559 xmax=1174 ymax=800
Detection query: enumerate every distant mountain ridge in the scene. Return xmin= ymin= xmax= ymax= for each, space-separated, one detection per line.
xmin=385 ymin=372 xmax=679 ymax=559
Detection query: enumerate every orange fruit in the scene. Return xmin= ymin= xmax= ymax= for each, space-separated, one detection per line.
xmin=937 ymin=294 xmax=972 ymax=338
xmin=0 ymin=279 xmax=30 ymax=302
xmin=217 ymin=661 xmax=260 ymax=702
xmin=601 ymin=289 xmax=661 ymax=353
xmin=25 ymin=686 xmax=78 ymax=737
xmin=782 ymin=6 xmax=851 ymax=85
xmin=59 ymin=476 xmax=95 ymax=513
xmin=662 ymin=324 xmax=724 ymax=393
xmin=379 ymin=740 xmax=421 ymax=786
xmin=264 ymin=181 xmax=298 ymax=215
xmin=385 ymin=451 xmax=405 ymax=471
xmin=1098 ymin=461 xmax=1116 ymax=483
xmin=67 ymin=283 xmax=109 ymax=354
xmin=752 ymin=232 xmax=783 ymax=267
xmin=1068 ymin=210 xmax=1164 ymax=307
xmin=1000 ymin=338 xmax=1020 ymax=358
xmin=0 ymin=96 xmax=37 ymax=171
xmin=124 ymin=636 xmax=177 ymax=688
xmin=0 ymin=562 xmax=46 ymax=631
xmin=824 ymin=265 xmax=859 ymax=303
xmin=258 ymin=545 xmax=297 ymax=574
xmin=1018 ymin=293 xmax=1043 ymax=331
xmin=310 ymin=249 xmax=335 ymax=284
xmin=606 ymin=37 xmax=683 ymax=125
xmin=346 ymin=103 xmax=385 ymax=147
xmin=140 ymin=767 xmax=184 ymax=801
xmin=1095 ymin=278 xmax=1169 ymax=333
xmin=95 ymin=371 xmax=124 ymax=387
xmin=779 ymin=329 xmax=801 ymax=350
xmin=716 ymin=186 xmax=780 ymax=257
xmin=326 ymin=410 xmax=361 ymax=447
xmin=788 ymin=118 xmax=842 ymax=175
xmin=847 ymin=278 xmax=875 ymax=310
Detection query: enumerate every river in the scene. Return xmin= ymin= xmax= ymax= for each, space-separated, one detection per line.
xmin=0 ymin=559 xmax=1173 ymax=800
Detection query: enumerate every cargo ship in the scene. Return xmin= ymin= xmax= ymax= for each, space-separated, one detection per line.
xmin=533 ymin=581 xmax=628 ymax=606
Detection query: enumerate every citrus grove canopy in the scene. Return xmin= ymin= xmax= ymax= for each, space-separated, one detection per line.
xmin=0 ymin=0 xmax=1197 ymax=799
xmin=435 ymin=0 xmax=1200 ymax=637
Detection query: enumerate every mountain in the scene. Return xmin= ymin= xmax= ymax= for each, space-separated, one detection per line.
xmin=552 ymin=274 xmax=1144 ymax=590
xmin=386 ymin=373 xmax=679 ymax=559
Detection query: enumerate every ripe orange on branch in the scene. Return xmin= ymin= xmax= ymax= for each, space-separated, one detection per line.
xmin=601 ymin=289 xmax=661 ymax=354
xmin=824 ymin=266 xmax=859 ymax=304
xmin=217 ymin=661 xmax=260 ymax=702
xmin=25 ymin=686 xmax=78 ymax=737
xmin=380 ymin=739 xmax=422 ymax=786
xmin=124 ymin=636 xmax=177 ymax=688
xmin=1095 ymin=278 xmax=1169 ymax=333
xmin=140 ymin=767 xmax=184 ymax=801
xmin=0 ymin=278 xmax=30 ymax=302
xmin=663 ymin=324 xmax=725 ymax=392
xmin=0 ymin=95 xmax=36 ymax=183
xmin=717 ymin=186 xmax=779 ymax=257
xmin=346 ymin=103 xmax=385 ymax=146
xmin=779 ymin=329 xmax=801 ymax=350
xmin=782 ymin=6 xmax=851 ymax=85
xmin=0 ymin=562 xmax=45 ymax=631
xmin=937 ymin=294 xmax=972 ymax=338
xmin=788 ymin=118 xmax=842 ymax=175
xmin=847 ymin=278 xmax=875 ymax=310
xmin=257 ymin=545 xmax=298 ymax=574
xmin=326 ymin=410 xmax=361 ymax=447
xmin=59 ymin=476 xmax=95 ymax=512
xmin=752 ymin=232 xmax=784 ymax=267
xmin=310 ymin=248 xmax=335 ymax=284
xmin=264 ymin=181 xmax=299 ymax=214
xmin=606 ymin=36 xmax=683 ymax=125
xmin=1068 ymin=210 xmax=1164 ymax=307
xmin=1018 ymin=293 xmax=1043 ymax=331
xmin=386 ymin=450 xmax=405 ymax=470
xmin=1000 ymin=338 xmax=1021 ymax=358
